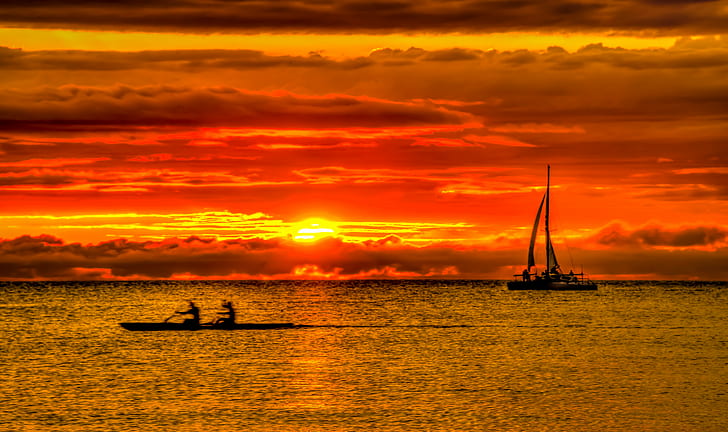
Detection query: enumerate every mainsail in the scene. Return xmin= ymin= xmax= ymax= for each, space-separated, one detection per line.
xmin=545 ymin=165 xmax=560 ymax=273
xmin=527 ymin=166 xmax=560 ymax=273
xmin=527 ymin=194 xmax=545 ymax=269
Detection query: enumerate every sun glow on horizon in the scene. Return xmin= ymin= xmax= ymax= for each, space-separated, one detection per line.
xmin=293 ymin=218 xmax=337 ymax=242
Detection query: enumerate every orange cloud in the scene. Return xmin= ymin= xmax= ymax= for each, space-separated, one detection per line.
xmin=463 ymin=135 xmax=537 ymax=148
xmin=0 ymin=168 xmax=261 ymax=192
xmin=0 ymin=157 xmax=109 ymax=167
xmin=673 ymin=167 xmax=728 ymax=175
xmin=487 ymin=123 xmax=585 ymax=134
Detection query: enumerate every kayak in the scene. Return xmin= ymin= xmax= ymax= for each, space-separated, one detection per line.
xmin=120 ymin=322 xmax=296 ymax=331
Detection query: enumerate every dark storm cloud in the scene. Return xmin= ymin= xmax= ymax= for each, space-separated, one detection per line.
xmin=0 ymin=0 xmax=726 ymax=35
xmin=0 ymin=85 xmax=472 ymax=130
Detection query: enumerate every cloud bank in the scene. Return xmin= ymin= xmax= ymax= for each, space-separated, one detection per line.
xmin=0 ymin=86 xmax=472 ymax=130
xmin=2 ymin=223 xmax=727 ymax=280
xmin=0 ymin=0 xmax=726 ymax=35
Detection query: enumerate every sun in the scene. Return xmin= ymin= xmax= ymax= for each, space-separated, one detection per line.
xmin=293 ymin=218 xmax=338 ymax=242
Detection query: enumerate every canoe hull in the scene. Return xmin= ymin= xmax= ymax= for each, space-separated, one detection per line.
xmin=120 ymin=322 xmax=296 ymax=331
xmin=507 ymin=280 xmax=597 ymax=291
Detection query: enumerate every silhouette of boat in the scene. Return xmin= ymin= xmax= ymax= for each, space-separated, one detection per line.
xmin=507 ymin=166 xmax=597 ymax=291
xmin=120 ymin=322 xmax=296 ymax=331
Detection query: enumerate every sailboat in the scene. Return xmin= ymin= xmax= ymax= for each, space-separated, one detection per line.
xmin=507 ymin=166 xmax=597 ymax=291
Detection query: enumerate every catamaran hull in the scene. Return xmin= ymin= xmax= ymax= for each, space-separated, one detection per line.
xmin=506 ymin=280 xmax=597 ymax=291
xmin=120 ymin=322 xmax=296 ymax=331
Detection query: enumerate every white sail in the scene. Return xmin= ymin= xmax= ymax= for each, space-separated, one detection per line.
xmin=527 ymin=194 xmax=545 ymax=269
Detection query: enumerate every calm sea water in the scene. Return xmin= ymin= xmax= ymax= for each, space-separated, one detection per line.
xmin=1 ymin=280 xmax=726 ymax=431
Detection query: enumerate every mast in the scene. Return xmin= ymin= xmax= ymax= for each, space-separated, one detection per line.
xmin=545 ymin=165 xmax=551 ymax=276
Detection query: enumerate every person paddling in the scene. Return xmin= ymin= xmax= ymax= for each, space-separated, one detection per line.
xmin=176 ymin=301 xmax=200 ymax=327
xmin=214 ymin=300 xmax=236 ymax=328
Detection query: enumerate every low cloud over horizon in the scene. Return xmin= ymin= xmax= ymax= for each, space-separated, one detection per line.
xmin=2 ymin=216 xmax=727 ymax=281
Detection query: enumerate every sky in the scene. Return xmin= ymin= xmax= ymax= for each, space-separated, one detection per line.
xmin=0 ymin=0 xmax=727 ymax=281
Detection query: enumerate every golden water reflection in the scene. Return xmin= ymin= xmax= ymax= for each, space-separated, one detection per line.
xmin=1 ymin=280 xmax=726 ymax=431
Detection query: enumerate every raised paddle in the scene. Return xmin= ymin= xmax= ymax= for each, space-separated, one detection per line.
xmin=162 ymin=313 xmax=178 ymax=323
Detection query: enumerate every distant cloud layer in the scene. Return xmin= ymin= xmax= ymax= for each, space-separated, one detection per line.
xmin=3 ymin=40 xmax=728 ymax=72
xmin=1 ymin=0 xmax=726 ymax=34
xmin=2 ymin=40 xmax=725 ymax=206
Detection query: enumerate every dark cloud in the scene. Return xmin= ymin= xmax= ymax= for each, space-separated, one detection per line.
xmin=1 ymin=234 xmax=726 ymax=280
xmin=0 ymin=234 xmax=516 ymax=279
xmin=0 ymin=167 xmax=255 ymax=191
xmin=365 ymin=40 xmax=728 ymax=71
xmin=0 ymin=47 xmax=371 ymax=71
xmin=627 ymin=179 xmax=728 ymax=202
xmin=592 ymin=223 xmax=728 ymax=247
xmin=0 ymin=169 xmax=78 ymax=187
xmin=0 ymin=85 xmax=473 ymax=130
xmin=421 ymin=48 xmax=484 ymax=62
xmin=578 ymin=247 xmax=728 ymax=280
xmin=0 ymin=0 xmax=726 ymax=35
xmin=3 ymin=44 xmax=727 ymax=128
xmin=4 ymin=41 xmax=728 ymax=72
xmin=546 ymin=41 xmax=728 ymax=70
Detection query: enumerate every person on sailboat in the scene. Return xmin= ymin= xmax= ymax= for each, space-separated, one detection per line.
xmin=567 ymin=269 xmax=576 ymax=282
xmin=214 ymin=300 xmax=236 ymax=327
xmin=176 ymin=301 xmax=200 ymax=326
xmin=522 ymin=269 xmax=531 ymax=281
xmin=549 ymin=265 xmax=561 ymax=279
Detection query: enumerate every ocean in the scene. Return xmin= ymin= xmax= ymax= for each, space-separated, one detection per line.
xmin=1 ymin=280 xmax=726 ymax=431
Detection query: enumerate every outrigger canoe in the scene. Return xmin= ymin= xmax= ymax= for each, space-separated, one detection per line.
xmin=120 ymin=322 xmax=296 ymax=331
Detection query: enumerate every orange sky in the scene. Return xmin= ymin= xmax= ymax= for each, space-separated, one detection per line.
xmin=1 ymin=1 xmax=727 ymax=280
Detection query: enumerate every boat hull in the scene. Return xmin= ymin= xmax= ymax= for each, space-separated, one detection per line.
xmin=507 ymin=280 xmax=597 ymax=291
xmin=120 ymin=322 xmax=296 ymax=331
